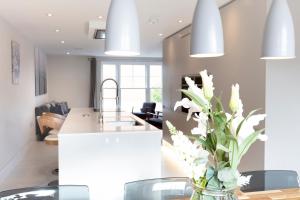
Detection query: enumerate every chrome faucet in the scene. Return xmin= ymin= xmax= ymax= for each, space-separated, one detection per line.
xmin=99 ymin=78 xmax=120 ymax=123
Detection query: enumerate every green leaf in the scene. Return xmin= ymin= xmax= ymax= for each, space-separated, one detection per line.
xmin=207 ymin=176 xmax=221 ymax=190
xmin=206 ymin=133 xmax=217 ymax=152
xmin=216 ymin=143 xmax=230 ymax=153
xmin=237 ymin=129 xmax=265 ymax=162
xmin=215 ymin=97 xmax=225 ymax=113
xmin=229 ymin=139 xmax=239 ymax=170
xmin=236 ymin=109 xmax=260 ymax=136
xmin=214 ymin=114 xmax=227 ymax=132
xmin=199 ymin=177 xmax=208 ymax=189
xmin=190 ymin=191 xmax=201 ymax=200
xmin=216 ymin=161 xmax=230 ymax=170
xmin=181 ymin=89 xmax=208 ymax=111
xmin=188 ymin=135 xmax=198 ymax=141
xmin=212 ymin=112 xmax=228 ymax=151
xmin=197 ymin=138 xmax=214 ymax=154
xmin=225 ymin=132 xmax=238 ymax=142
xmin=206 ymin=167 xmax=215 ymax=180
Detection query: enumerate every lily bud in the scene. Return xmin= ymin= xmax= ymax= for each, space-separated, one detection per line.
xmin=200 ymin=70 xmax=214 ymax=101
xmin=229 ymin=84 xmax=243 ymax=115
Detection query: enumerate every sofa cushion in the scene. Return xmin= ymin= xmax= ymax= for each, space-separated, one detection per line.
xmin=60 ymin=102 xmax=69 ymax=115
xmin=35 ymin=105 xmax=51 ymax=117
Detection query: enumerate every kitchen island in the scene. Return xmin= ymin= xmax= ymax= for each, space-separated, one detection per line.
xmin=58 ymin=108 xmax=163 ymax=200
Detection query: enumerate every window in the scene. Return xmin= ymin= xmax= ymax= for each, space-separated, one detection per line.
xmin=150 ymin=65 xmax=163 ymax=112
xmin=102 ymin=64 xmax=117 ymax=111
xmin=120 ymin=65 xmax=146 ymax=88
xmin=120 ymin=64 xmax=146 ymax=112
xmin=101 ymin=62 xmax=162 ymax=113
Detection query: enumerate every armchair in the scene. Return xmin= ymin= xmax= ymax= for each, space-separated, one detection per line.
xmin=132 ymin=102 xmax=156 ymax=120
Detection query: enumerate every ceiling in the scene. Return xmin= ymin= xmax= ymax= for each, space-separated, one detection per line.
xmin=0 ymin=0 xmax=231 ymax=57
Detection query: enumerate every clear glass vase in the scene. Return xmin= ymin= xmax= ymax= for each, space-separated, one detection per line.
xmin=190 ymin=189 xmax=238 ymax=200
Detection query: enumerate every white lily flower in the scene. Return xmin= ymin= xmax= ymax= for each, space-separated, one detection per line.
xmin=174 ymin=98 xmax=193 ymax=111
xmin=200 ymin=70 xmax=214 ymax=101
xmin=171 ymin=131 xmax=200 ymax=160
xmin=171 ymin=131 xmax=193 ymax=152
xmin=185 ymin=77 xmax=209 ymax=108
xmin=191 ymin=113 xmax=208 ymax=137
xmin=171 ymin=128 xmax=209 ymax=180
xmin=230 ymin=115 xmax=244 ymax=137
xmin=194 ymin=147 xmax=209 ymax=160
xmin=229 ymin=84 xmax=243 ymax=116
xmin=174 ymin=98 xmax=201 ymax=121
xmin=225 ymin=113 xmax=233 ymax=122
xmin=237 ymin=174 xmax=252 ymax=187
xmin=239 ymin=114 xmax=266 ymax=142
xmin=218 ymin=168 xmax=237 ymax=183
xmin=185 ymin=77 xmax=203 ymax=96
xmin=231 ymin=114 xmax=266 ymax=144
xmin=258 ymin=134 xmax=268 ymax=141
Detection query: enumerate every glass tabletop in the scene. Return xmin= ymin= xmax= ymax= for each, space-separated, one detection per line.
xmin=0 ymin=185 xmax=89 ymax=200
xmin=124 ymin=178 xmax=193 ymax=200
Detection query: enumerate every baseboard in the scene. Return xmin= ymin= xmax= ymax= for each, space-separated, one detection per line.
xmin=0 ymin=139 xmax=33 ymax=185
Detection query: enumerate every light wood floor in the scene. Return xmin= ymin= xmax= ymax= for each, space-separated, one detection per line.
xmin=0 ymin=141 xmax=58 ymax=191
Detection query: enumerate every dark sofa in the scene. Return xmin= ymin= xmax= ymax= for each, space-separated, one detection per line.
xmin=132 ymin=102 xmax=156 ymax=120
xmin=132 ymin=102 xmax=163 ymax=130
xmin=35 ymin=101 xmax=70 ymax=141
xmin=146 ymin=112 xmax=163 ymax=130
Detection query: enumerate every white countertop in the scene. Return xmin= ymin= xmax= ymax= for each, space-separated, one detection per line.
xmin=59 ymin=108 xmax=161 ymax=134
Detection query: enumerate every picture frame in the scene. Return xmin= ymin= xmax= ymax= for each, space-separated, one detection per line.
xmin=11 ymin=40 xmax=20 ymax=85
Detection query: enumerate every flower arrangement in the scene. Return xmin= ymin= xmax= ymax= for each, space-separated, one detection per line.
xmin=166 ymin=70 xmax=267 ymax=198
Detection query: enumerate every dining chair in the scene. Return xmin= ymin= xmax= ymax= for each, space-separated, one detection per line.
xmin=37 ymin=114 xmax=64 ymax=136
xmin=124 ymin=177 xmax=193 ymax=200
xmin=0 ymin=185 xmax=89 ymax=200
xmin=241 ymin=170 xmax=300 ymax=192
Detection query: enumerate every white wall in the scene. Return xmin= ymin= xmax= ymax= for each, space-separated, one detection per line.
xmin=47 ymin=55 xmax=91 ymax=108
xmin=265 ymin=0 xmax=300 ymax=175
xmin=163 ymin=0 xmax=267 ymax=171
xmin=0 ymin=18 xmax=36 ymax=180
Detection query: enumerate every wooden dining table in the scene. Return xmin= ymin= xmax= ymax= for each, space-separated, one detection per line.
xmin=177 ymin=188 xmax=300 ymax=200
xmin=237 ymin=188 xmax=300 ymax=200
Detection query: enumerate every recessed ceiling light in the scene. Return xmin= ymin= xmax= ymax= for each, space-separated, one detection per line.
xmin=158 ymin=33 xmax=164 ymax=37
xmin=55 ymin=29 xmax=60 ymax=33
xmin=66 ymin=52 xmax=70 ymax=55
xmin=98 ymin=16 xmax=103 ymax=19
xmin=47 ymin=13 xmax=53 ymax=17
xmin=178 ymin=19 xmax=183 ymax=23
xmin=61 ymin=40 xmax=65 ymax=44
xmin=148 ymin=17 xmax=159 ymax=25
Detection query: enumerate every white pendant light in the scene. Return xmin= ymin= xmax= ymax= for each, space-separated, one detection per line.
xmin=105 ymin=0 xmax=140 ymax=56
xmin=261 ymin=0 xmax=295 ymax=60
xmin=190 ymin=0 xmax=224 ymax=58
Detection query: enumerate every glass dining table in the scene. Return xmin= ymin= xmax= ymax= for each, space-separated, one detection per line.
xmin=0 ymin=185 xmax=89 ymax=200
xmin=123 ymin=177 xmax=300 ymax=200
xmin=1 ymin=181 xmax=300 ymax=200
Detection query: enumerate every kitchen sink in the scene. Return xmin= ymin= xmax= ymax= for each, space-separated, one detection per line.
xmin=105 ymin=120 xmax=143 ymax=127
